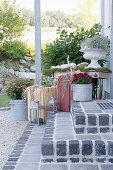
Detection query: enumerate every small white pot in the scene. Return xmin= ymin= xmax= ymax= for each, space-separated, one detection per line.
xmin=73 ymin=84 xmax=92 ymax=101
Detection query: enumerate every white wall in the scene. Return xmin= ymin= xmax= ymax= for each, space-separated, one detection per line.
xmin=102 ymin=0 xmax=111 ymax=94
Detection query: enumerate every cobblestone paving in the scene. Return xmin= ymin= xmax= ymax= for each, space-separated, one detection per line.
xmin=3 ymin=100 xmax=113 ymax=170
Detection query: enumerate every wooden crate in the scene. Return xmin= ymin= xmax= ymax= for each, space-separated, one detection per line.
xmin=26 ymin=86 xmax=57 ymax=121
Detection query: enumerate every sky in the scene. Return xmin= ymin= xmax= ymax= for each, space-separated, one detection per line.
xmin=16 ymin=0 xmax=79 ymax=14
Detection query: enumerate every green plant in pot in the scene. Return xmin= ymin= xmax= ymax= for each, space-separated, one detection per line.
xmin=80 ymin=35 xmax=110 ymax=68
xmin=6 ymin=79 xmax=31 ymax=121
xmin=72 ymin=73 xmax=92 ymax=101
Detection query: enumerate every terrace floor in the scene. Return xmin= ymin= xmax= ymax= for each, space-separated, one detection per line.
xmin=3 ymin=100 xmax=113 ymax=170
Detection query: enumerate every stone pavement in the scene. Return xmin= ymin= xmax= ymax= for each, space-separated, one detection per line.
xmin=2 ymin=123 xmax=45 ymax=170
xmin=3 ymin=100 xmax=113 ymax=170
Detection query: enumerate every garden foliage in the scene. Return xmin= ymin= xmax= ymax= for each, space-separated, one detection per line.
xmin=0 ymin=0 xmax=26 ymax=41
xmin=42 ymin=23 xmax=102 ymax=69
xmin=41 ymin=76 xmax=53 ymax=87
xmin=0 ymin=40 xmax=35 ymax=60
xmin=3 ymin=40 xmax=28 ymax=59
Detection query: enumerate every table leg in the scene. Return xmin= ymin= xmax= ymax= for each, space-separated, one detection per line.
xmin=92 ymin=78 xmax=98 ymax=99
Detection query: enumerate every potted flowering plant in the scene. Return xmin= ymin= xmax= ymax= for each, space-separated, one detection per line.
xmin=72 ymin=73 xmax=92 ymax=101
xmin=80 ymin=35 xmax=110 ymax=68
xmin=6 ymin=79 xmax=31 ymax=120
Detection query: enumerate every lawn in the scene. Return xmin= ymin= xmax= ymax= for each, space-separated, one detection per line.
xmin=21 ymin=26 xmax=74 ymax=45
xmin=0 ymin=95 xmax=10 ymax=107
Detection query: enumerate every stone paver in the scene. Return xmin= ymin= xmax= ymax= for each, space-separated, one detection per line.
xmin=16 ymin=163 xmax=39 ymax=170
xmin=70 ymin=164 xmax=99 ymax=170
xmin=40 ymin=164 xmax=68 ymax=170
xmin=101 ymin=165 xmax=113 ymax=170
xmin=20 ymin=155 xmax=41 ymax=163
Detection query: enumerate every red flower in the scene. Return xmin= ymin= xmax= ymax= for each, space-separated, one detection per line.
xmin=72 ymin=73 xmax=92 ymax=84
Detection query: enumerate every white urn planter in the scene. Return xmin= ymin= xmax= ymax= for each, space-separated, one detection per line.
xmin=73 ymin=84 xmax=92 ymax=101
xmin=10 ymin=99 xmax=28 ymax=121
xmin=81 ymin=48 xmax=106 ymax=68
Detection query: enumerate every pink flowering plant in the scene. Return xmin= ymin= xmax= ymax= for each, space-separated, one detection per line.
xmin=72 ymin=73 xmax=92 ymax=84
xmin=6 ymin=79 xmax=31 ymax=99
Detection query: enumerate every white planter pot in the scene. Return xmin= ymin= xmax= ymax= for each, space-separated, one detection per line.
xmin=81 ymin=48 xmax=106 ymax=68
xmin=73 ymin=84 xmax=92 ymax=101
xmin=10 ymin=99 xmax=28 ymax=121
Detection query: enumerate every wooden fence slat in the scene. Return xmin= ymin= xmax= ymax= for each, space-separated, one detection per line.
xmin=27 ymin=86 xmax=57 ymax=122
xmin=45 ymin=88 xmax=49 ymax=121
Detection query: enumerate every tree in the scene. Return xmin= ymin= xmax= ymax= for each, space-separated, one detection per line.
xmin=0 ymin=0 xmax=26 ymax=41
xmin=22 ymin=8 xmax=34 ymax=26
xmin=41 ymin=11 xmax=73 ymax=28
xmin=73 ymin=0 xmax=99 ymax=30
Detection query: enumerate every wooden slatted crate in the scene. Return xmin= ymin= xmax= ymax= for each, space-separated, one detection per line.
xmin=26 ymin=85 xmax=57 ymax=121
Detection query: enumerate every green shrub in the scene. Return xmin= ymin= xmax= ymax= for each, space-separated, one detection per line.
xmin=41 ymin=76 xmax=53 ymax=87
xmin=0 ymin=0 xmax=26 ymax=41
xmin=27 ymin=44 xmax=35 ymax=57
xmin=3 ymin=40 xmax=28 ymax=59
xmin=0 ymin=45 xmax=6 ymax=60
xmin=42 ymin=24 xmax=102 ymax=69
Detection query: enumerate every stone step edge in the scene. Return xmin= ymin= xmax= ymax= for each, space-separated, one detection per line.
xmin=70 ymin=110 xmax=113 ymax=134
xmin=71 ymin=112 xmax=113 ymax=127
xmin=41 ymin=140 xmax=113 ymax=158
xmin=41 ymin=157 xmax=113 ymax=164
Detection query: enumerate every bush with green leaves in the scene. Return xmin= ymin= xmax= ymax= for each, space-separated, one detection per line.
xmin=0 ymin=26 xmax=4 ymax=41
xmin=3 ymin=40 xmax=28 ymax=59
xmin=42 ymin=24 xmax=102 ymax=69
xmin=27 ymin=44 xmax=35 ymax=57
xmin=0 ymin=0 xmax=26 ymax=41
xmin=41 ymin=76 xmax=53 ymax=87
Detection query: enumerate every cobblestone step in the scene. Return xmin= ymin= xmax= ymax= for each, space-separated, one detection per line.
xmin=41 ymin=111 xmax=113 ymax=164
xmin=71 ymin=101 xmax=113 ymax=134
xmin=41 ymin=100 xmax=113 ymax=169
xmin=41 ymin=139 xmax=113 ymax=164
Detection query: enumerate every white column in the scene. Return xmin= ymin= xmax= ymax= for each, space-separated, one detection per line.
xmin=110 ymin=0 xmax=113 ymax=98
xmin=100 ymin=0 xmax=104 ymax=35
xmin=34 ymin=0 xmax=41 ymax=85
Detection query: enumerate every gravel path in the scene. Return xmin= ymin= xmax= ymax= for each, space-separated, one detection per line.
xmin=0 ymin=110 xmax=28 ymax=170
